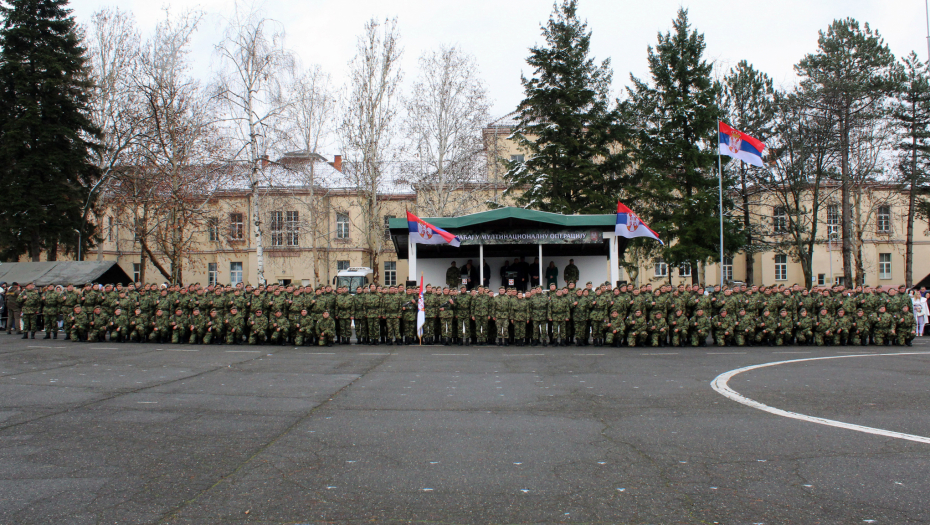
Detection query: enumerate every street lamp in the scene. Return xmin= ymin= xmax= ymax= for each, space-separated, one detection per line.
xmin=77 ymin=169 xmax=117 ymax=261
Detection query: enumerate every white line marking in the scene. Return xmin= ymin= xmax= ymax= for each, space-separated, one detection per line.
xmin=502 ymin=353 xmax=545 ymax=356
xmin=773 ymin=351 xmax=811 ymax=354
xmin=707 ymin=352 xmax=746 ymax=355
xmin=307 ymin=352 xmax=335 ymax=355
xmin=641 ymin=352 xmax=680 ymax=356
xmin=432 ymin=353 xmax=469 ymax=356
xmin=91 ymin=347 xmax=118 ymax=350
xmin=711 ymin=351 xmax=930 ymax=444
xmin=574 ymin=353 xmax=605 ymax=356
xmin=225 ymin=350 xmax=261 ymax=353
xmin=359 ymin=352 xmax=390 ymax=355
xmin=27 ymin=346 xmax=51 ymax=348
xmin=167 ymin=349 xmax=199 ymax=352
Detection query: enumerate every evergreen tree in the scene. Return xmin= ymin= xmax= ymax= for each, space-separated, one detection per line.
xmin=723 ymin=61 xmax=776 ymax=285
xmin=0 ymin=0 xmax=100 ymax=261
xmin=626 ymin=8 xmax=742 ymax=284
xmin=892 ymin=51 xmax=930 ymax=287
xmin=504 ymin=0 xmax=631 ymax=215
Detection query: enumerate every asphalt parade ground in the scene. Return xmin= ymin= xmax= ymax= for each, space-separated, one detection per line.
xmin=1 ymin=335 xmax=929 ymax=524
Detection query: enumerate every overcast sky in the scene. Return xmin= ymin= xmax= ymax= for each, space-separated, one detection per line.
xmin=69 ymin=0 xmax=930 ymax=121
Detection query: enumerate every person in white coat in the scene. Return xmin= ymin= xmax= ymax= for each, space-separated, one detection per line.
xmin=911 ymin=290 xmax=927 ymax=337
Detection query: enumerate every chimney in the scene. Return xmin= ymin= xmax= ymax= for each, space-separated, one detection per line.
xmin=260 ymin=154 xmax=270 ymax=168
xmin=333 ymin=154 xmax=342 ymax=172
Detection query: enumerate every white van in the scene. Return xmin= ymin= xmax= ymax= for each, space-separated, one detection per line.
xmin=334 ymin=267 xmax=373 ymax=293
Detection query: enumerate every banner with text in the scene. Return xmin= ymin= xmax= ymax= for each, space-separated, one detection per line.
xmin=453 ymin=229 xmax=605 ymax=245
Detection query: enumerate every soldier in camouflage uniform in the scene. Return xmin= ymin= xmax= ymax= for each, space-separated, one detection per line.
xmin=225 ymin=307 xmax=246 ymax=344
xmin=68 ymin=305 xmax=89 ymax=342
xmin=648 ymin=311 xmax=668 ymax=347
xmin=316 ymin=311 xmax=336 ymax=346
xmin=438 ymin=288 xmax=456 ymax=345
xmin=794 ymin=308 xmax=814 ymax=345
xmin=896 ymin=305 xmax=917 ymax=346
xmin=689 ymin=309 xmax=711 ymax=347
xmin=336 ymin=287 xmax=355 ymax=344
xmin=248 ymin=309 xmax=269 ymax=345
xmin=491 ymin=286 xmax=511 ymax=346
xmin=41 ymin=285 xmax=61 ymax=338
xmin=850 ymin=309 xmax=871 ymax=346
xmin=19 ymin=283 xmax=42 ymax=339
xmin=401 ymin=287 xmax=418 ymax=344
xmin=589 ymin=288 xmax=608 ymax=346
xmin=455 ymin=285 xmax=473 ymax=345
xmin=528 ymin=287 xmax=550 ymax=346
xmin=511 ymin=292 xmax=529 ymax=346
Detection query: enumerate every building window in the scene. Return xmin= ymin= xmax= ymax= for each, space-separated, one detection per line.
xmin=207 ymin=263 xmax=218 ymax=286
xmin=817 ymin=273 xmax=825 ymax=286
xmin=230 ymin=262 xmax=243 ymax=286
xmin=337 ymin=260 xmax=350 ymax=272
xmin=679 ymin=263 xmax=691 ymax=277
xmin=107 ymin=216 xmax=114 ymax=242
xmin=270 ymin=211 xmax=284 ymax=246
xmin=133 ymin=218 xmax=142 ymax=242
xmin=827 ymin=204 xmax=839 ymax=240
xmin=775 ymin=254 xmax=788 ymax=281
xmin=336 ymin=213 xmax=350 ymax=240
xmin=285 ymin=210 xmax=299 ymax=246
xmin=384 ymin=261 xmax=397 ymax=286
xmin=208 ymin=218 xmax=219 ymax=241
xmin=773 ymin=206 xmax=787 ymax=234
xmin=879 ymin=253 xmax=892 ymax=279
xmin=383 ymin=215 xmax=394 ymax=240
xmin=510 ymin=154 xmax=525 ymax=164
xmin=133 ymin=263 xmax=141 ymax=282
xmin=877 ymin=205 xmax=891 ymax=233
xmin=654 ymin=258 xmax=668 ymax=277
xmin=229 ymin=213 xmax=244 ymax=240
xmin=723 ymin=256 xmax=733 ymax=282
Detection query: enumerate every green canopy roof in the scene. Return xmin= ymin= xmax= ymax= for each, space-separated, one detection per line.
xmin=388 ymin=207 xmax=615 ymax=230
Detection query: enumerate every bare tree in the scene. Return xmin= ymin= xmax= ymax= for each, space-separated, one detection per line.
xmin=109 ymin=8 xmax=227 ymax=283
xmin=83 ymin=8 xmax=142 ymax=259
xmin=340 ymin=17 xmax=403 ymax=283
xmin=404 ymin=45 xmax=490 ymax=217
xmin=283 ymin=66 xmax=337 ymax=285
xmin=214 ymin=4 xmax=295 ymax=285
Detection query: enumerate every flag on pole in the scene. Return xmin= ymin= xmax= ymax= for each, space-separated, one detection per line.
xmin=416 ymin=274 xmax=426 ymax=337
xmin=407 ymin=211 xmax=461 ymax=247
xmin=615 ymin=202 xmax=664 ymax=244
xmin=718 ymin=121 xmax=766 ymax=167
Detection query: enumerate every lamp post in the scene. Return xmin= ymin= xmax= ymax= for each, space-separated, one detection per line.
xmin=77 ymin=169 xmax=116 ymax=262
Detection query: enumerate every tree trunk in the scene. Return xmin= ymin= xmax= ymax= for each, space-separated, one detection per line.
xmin=140 ymin=237 xmax=172 ymax=281
xmin=30 ymin=231 xmax=41 ymax=262
xmin=251 ymin=173 xmax=266 ymax=286
xmin=840 ymin=108 xmax=854 ymax=286
xmin=47 ymin=240 xmax=58 ymax=261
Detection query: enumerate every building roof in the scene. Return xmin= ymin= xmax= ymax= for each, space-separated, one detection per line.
xmin=0 ymin=261 xmax=132 ymax=287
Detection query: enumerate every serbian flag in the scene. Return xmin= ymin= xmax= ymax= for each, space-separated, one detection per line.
xmin=615 ymin=202 xmax=663 ymax=244
xmin=718 ymin=121 xmax=766 ymax=167
xmin=407 ymin=211 xmax=461 ymax=247
xmin=416 ymin=275 xmax=426 ymax=337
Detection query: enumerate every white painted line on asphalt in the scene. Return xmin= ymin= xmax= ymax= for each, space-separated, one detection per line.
xmin=711 ymin=351 xmax=930 ymax=445
xmin=642 ymin=352 xmax=680 ymax=356
xmin=28 ymin=346 xmax=52 ymax=348
xmin=91 ymin=347 xmax=118 ymax=350
xmin=707 ymin=352 xmax=747 ymax=355
xmin=773 ymin=351 xmax=811 ymax=354
xmin=503 ymin=353 xmax=545 ymax=356
xmin=225 ymin=350 xmax=261 ymax=353
xmin=359 ymin=352 xmax=390 ymax=355
xmin=137 ymin=401 xmax=158 ymax=404
xmin=574 ymin=353 xmax=605 ymax=356
xmin=836 ymin=351 xmax=874 ymax=354
xmin=432 ymin=353 xmax=469 ymax=356
xmin=307 ymin=352 xmax=335 ymax=355
xmin=168 ymin=349 xmax=199 ymax=352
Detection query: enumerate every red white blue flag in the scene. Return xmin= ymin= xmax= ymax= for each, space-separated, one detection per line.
xmin=615 ymin=202 xmax=663 ymax=244
xmin=407 ymin=211 xmax=460 ymax=247
xmin=718 ymin=121 xmax=766 ymax=167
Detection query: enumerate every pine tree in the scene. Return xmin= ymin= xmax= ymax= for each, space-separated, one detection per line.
xmin=723 ymin=61 xmax=776 ymax=285
xmin=0 ymin=0 xmax=101 ymax=261
xmin=893 ymin=51 xmax=930 ymax=287
xmin=504 ymin=0 xmax=631 ymax=215
xmin=626 ymin=8 xmax=742 ymax=284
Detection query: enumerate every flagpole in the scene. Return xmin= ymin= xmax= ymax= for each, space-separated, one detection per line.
xmin=718 ymin=123 xmax=725 ymax=287
xmin=419 ymin=271 xmax=424 ymax=346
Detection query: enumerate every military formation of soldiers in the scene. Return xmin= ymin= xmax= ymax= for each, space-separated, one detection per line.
xmin=1 ymin=280 xmax=920 ymax=348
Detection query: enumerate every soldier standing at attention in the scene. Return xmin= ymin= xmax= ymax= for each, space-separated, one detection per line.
xmin=401 ymin=286 xmax=418 ymax=344
xmin=19 ymin=283 xmax=42 ymax=339
xmin=41 ymin=285 xmax=61 ymax=339
xmin=354 ymin=286 xmax=368 ymax=344
xmin=563 ymin=259 xmax=579 ymax=285
xmin=424 ymin=285 xmax=440 ymax=345
xmin=5 ymin=283 xmax=22 ymax=335
xmin=491 ymin=286 xmax=511 ymax=346
xmin=472 ymin=287 xmax=491 ymax=345
xmin=446 ymin=261 xmax=462 ymax=290
xmin=438 ymin=287 xmax=455 ymax=345
xmin=336 ymin=286 xmax=355 ymax=344
xmin=512 ymin=291 xmax=529 ymax=346
xmin=455 ymin=285 xmax=473 ymax=345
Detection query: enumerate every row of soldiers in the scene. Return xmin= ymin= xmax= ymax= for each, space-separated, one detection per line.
xmin=4 ymin=281 xmax=919 ymax=347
